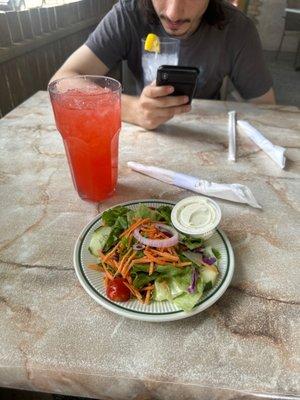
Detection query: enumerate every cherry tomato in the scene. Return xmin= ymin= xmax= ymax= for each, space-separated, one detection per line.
xmin=106 ymin=278 xmax=131 ymax=302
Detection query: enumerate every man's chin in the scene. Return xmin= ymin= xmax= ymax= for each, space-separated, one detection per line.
xmin=163 ymin=24 xmax=189 ymax=39
xmin=164 ymin=27 xmax=190 ymax=38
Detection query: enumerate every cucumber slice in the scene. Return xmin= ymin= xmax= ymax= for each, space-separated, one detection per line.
xmin=88 ymin=226 xmax=112 ymax=257
xmin=201 ymin=264 xmax=219 ymax=290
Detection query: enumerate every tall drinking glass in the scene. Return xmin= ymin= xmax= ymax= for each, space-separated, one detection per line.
xmin=48 ymin=76 xmax=121 ymax=202
xmin=142 ymin=37 xmax=180 ymax=87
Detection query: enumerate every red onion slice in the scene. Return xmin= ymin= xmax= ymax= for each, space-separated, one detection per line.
xmin=133 ymin=223 xmax=178 ymax=248
xmin=132 ymin=243 xmax=145 ymax=251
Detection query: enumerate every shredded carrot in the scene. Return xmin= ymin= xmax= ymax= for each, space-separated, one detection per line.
xmin=149 ymin=249 xmax=179 ymax=262
xmin=102 ymin=263 xmax=114 ymax=280
xmin=99 ymin=244 xmax=119 ymax=262
xmin=145 ymin=286 xmax=152 ymax=304
xmin=115 ymin=248 xmax=132 ymax=276
xmin=120 ymin=218 xmax=150 ymax=238
xmin=123 ymin=282 xmax=135 ymax=297
xmin=123 ymin=282 xmax=143 ymax=301
xmin=103 ymin=258 xmax=116 ymax=269
xmin=131 ymin=257 xmax=151 ymax=265
xmin=121 ymin=251 xmax=137 ymax=276
xmin=145 ymin=292 xmax=150 ymax=304
xmin=154 ymin=233 xmax=167 ymax=239
xmin=112 ymin=260 xmax=119 ymax=271
xmin=170 ymin=247 xmax=178 ymax=256
xmin=143 ymin=251 xmax=160 ymax=263
xmin=128 ymin=235 xmax=133 ymax=247
xmin=141 ymin=226 xmax=156 ymax=232
xmin=149 ymin=261 xmax=154 ymax=276
xmin=88 ymin=264 xmax=104 ymax=272
xmin=177 ymin=262 xmax=192 ymax=267
xmin=141 ymin=285 xmax=154 ymax=291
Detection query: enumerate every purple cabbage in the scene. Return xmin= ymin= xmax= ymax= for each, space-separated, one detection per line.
xmin=202 ymin=257 xmax=217 ymax=265
xmin=194 ymin=247 xmax=204 ymax=253
xmin=188 ymin=268 xmax=199 ymax=294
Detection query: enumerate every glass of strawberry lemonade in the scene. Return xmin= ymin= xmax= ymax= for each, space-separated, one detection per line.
xmin=48 ymin=76 xmax=121 ymax=202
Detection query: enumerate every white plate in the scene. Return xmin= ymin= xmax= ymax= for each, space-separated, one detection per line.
xmin=73 ymin=199 xmax=234 ymax=322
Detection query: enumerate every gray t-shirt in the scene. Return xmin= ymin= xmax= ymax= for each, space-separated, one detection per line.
xmin=85 ymin=0 xmax=272 ymax=100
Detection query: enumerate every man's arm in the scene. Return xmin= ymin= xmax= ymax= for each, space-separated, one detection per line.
xmin=229 ymin=17 xmax=275 ymax=105
xmin=249 ymin=88 xmax=276 ymax=105
xmin=49 ymin=44 xmax=109 ymax=83
xmin=50 ymin=45 xmax=190 ymax=130
xmin=49 ymin=45 xmax=142 ymax=125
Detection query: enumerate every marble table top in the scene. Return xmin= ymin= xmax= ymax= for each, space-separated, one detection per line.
xmin=0 ymin=91 xmax=299 ymax=400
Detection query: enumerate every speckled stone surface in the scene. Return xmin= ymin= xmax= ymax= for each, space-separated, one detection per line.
xmin=0 ymin=91 xmax=299 ymax=400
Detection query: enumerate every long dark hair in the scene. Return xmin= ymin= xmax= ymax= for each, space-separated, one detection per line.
xmin=139 ymin=0 xmax=227 ymax=29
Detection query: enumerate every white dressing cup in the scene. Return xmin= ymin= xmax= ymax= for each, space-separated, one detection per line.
xmin=171 ymin=196 xmax=222 ymax=240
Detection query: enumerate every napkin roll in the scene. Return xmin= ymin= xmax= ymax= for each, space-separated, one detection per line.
xmin=238 ymin=120 xmax=286 ymax=169
xmin=173 ymin=173 xmax=199 ymax=190
xmin=128 ymin=162 xmax=262 ymax=209
xmin=228 ymin=111 xmax=236 ymax=162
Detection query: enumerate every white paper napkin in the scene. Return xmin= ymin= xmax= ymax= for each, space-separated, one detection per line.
xmin=238 ymin=120 xmax=286 ymax=169
xmin=228 ymin=111 xmax=236 ymax=162
xmin=128 ymin=162 xmax=262 ymax=209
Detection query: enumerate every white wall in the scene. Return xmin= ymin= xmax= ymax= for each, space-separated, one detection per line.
xmin=256 ymin=0 xmax=299 ymax=52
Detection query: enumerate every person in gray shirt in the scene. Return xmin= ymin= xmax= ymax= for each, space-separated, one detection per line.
xmin=50 ymin=0 xmax=275 ymax=130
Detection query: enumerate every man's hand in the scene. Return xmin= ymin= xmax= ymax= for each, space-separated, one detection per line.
xmin=122 ymin=83 xmax=191 ymax=130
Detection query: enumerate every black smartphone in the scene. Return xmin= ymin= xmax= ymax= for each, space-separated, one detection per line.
xmin=156 ymin=65 xmax=200 ymax=104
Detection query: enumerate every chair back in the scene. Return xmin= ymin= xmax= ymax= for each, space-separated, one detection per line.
xmin=285 ymin=15 xmax=300 ymax=31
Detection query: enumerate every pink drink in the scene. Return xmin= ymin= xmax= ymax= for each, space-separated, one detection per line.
xmin=49 ymin=77 xmax=121 ymax=201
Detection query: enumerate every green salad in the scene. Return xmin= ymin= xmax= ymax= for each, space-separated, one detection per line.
xmin=88 ymin=204 xmax=221 ymax=311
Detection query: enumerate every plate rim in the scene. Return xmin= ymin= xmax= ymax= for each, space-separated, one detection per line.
xmin=73 ymin=199 xmax=235 ymax=322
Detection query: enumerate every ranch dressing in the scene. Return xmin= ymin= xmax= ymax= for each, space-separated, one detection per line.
xmin=171 ymin=196 xmax=221 ymax=237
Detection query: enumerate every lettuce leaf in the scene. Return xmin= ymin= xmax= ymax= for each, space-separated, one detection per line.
xmin=153 ymin=269 xmax=205 ymax=311
xmin=180 ymin=234 xmax=204 ymax=250
xmin=131 ymin=265 xmax=189 ymax=290
xmin=168 ymin=269 xmax=192 ymax=298
xmin=131 ymin=264 xmax=188 ymax=277
xmin=201 ymin=264 xmax=219 ymax=289
xmin=153 ymin=279 xmax=173 ymax=302
xmin=173 ymin=292 xmax=202 ymax=311
xmin=127 ymin=204 xmax=173 ymax=225
xmin=173 ymin=278 xmax=204 ymax=311
xmin=133 ymin=273 xmax=160 ymax=289
xmin=103 ymin=215 xmax=128 ymax=252
xmin=131 ymin=264 xmax=152 ymax=274
xmin=212 ymin=248 xmax=221 ymax=260
xmin=156 ymin=205 xmax=172 ymax=224
xmin=118 ymin=236 xmax=132 ymax=258
xmin=182 ymin=250 xmax=203 ymax=267
xmin=126 ymin=210 xmax=136 ymax=226
xmin=102 ymin=206 xmax=130 ymax=226
xmin=131 ymin=204 xmax=160 ymax=221
xmin=203 ymin=246 xmax=221 ymax=266
xmin=156 ymin=265 xmax=189 ymax=276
